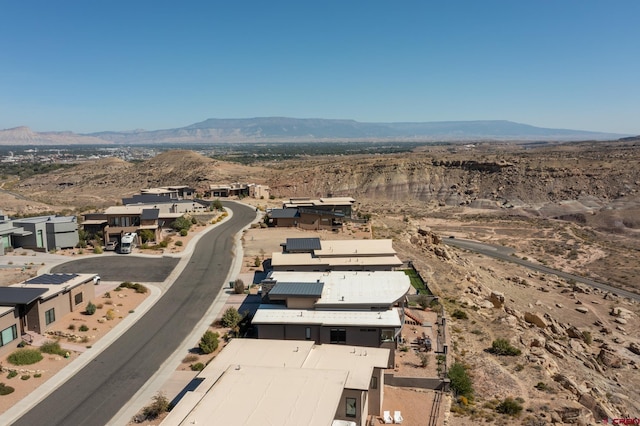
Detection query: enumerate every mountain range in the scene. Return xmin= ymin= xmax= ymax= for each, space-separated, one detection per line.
xmin=0 ymin=118 xmax=631 ymax=145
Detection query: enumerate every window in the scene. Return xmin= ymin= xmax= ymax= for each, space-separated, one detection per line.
xmin=305 ymin=327 xmax=311 ymax=340
xmin=74 ymin=292 xmax=83 ymax=305
xmin=0 ymin=325 xmax=17 ymax=347
xmin=45 ymin=308 xmax=56 ymax=325
xmin=370 ymin=376 xmax=378 ymax=390
xmin=345 ymin=397 xmax=357 ymax=418
xmin=330 ymin=328 xmax=346 ymax=344
xmin=381 ymin=329 xmax=394 ymax=342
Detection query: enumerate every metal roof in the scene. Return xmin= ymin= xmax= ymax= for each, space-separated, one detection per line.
xmin=24 ymin=273 xmax=78 ymax=285
xmin=141 ymin=208 xmax=160 ymax=220
xmin=270 ymin=209 xmax=299 ymax=219
xmin=285 ymin=237 xmax=321 ymax=251
xmin=269 ymin=282 xmax=324 ymax=298
xmin=0 ymin=287 xmax=48 ymax=305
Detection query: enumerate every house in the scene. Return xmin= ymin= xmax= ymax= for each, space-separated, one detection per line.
xmin=206 ymin=182 xmax=270 ymax=199
xmin=0 ymin=273 xmax=97 ymax=356
xmin=266 ymin=197 xmax=355 ymax=230
xmin=11 ymin=215 xmax=79 ymax=252
xmin=271 ymin=238 xmax=403 ymax=271
xmin=139 ymin=186 xmax=195 ymax=200
xmin=0 ymin=213 xmax=31 ymax=255
xmin=253 ymin=270 xmax=411 ymax=366
xmin=283 ymin=197 xmax=356 ymax=218
xmin=162 ymin=339 xmax=388 ymax=426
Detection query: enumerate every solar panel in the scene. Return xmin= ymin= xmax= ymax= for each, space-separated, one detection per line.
xmin=285 ymin=238 xmax=321 ymax=252
xmin=25 ymin=273 xmax=78 ymax=285
xmin=0 ymin=287 xmax=48 ymax=305
xmin=269 ymin=282 xmax=324 ymax=297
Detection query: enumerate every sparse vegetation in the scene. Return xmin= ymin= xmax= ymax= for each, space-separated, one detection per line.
xmin=119 ymin=281 xmax=148 ymax=293
xmin=487 ymin=338 xmax=522 ymax=356
xmin=448 ymin=362 xmax=473 ymax=401
xmin=8 ymin=349 xmax=43 ymax=366
xmin=199 ymin=330 xmax=220 ymax=354
xmin=79 ymin=324 xmax=89 ymax=332
xmin=140 ymin=392 xmax=170 ymax=420
xmin=190 ymin=362 xmax=205 ymax=371
xmin=221 ymin=307 xmax=243 ymax=329
xmin=0 ymin=383 xmax=15 ymax=395
xmin=40 ymin=340 xmax=67 ymax=356
xmin=496 ymin=397 xmax=523 ymax=416
xmin=85 ymin=301 xmax=97 ymax=315
xmin=451 ymin=309 xmax=468 ymax=320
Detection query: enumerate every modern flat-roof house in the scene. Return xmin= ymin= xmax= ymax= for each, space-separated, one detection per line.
xmin=272 ymin=238 xmax=403 ymax=271
xmin=267 ymin=197 xmax=355 ymax=230
xmin=140 ymin=186 xmax=195 ymax=200
xmin=11 ymin=215 xmax=79 ymax=252
xmin=283 ymin=197 xmax=356 ymax=217
xmin=0 ymin=213 xmax=32 ymax=255
xmin=206 ymin=182 xmax=270 ymax=199
xmin=0 ymin=273 xmax=97 ymax=356
xmin=162 ymin=339 xmax=389 ymax=426
xmin=253 ymin=270 xmax=410 ymax=367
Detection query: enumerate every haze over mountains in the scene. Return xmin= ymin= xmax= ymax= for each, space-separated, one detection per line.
xmin=0 ymin=117 xmax=630 ymax=146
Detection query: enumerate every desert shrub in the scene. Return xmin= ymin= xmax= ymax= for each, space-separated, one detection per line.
xmin=104 ymin=292 xmax=111 ymax=299
xmin=171 ymin=216 xmax=192 ymax=233
xmin=534 ymin=382 xmax=550 ymax=392
xmin=448 ymin=362 xmax=473 ymax=400
xmin=79 ymin=324 xmax=89 ymax=332
xmin=221 ymin=307 xmax=242 ymax=329
xmin=85 ymin=302 xmax=97 ymax=315
xmin=179 ymin=229 xmax=188 ymax=237
xmin=233 ymin=279 xmax=245 ymax=294
xmin=212 ymin=199 xmax=223 ymax=210
xmin=8 ymin=349 xmax=43 ymax=366
xmin=40 ymin=340 xmax=67 ymax=356
xmin=253 ymin=256 xmax=261 ymax=267
xmin=452 ymin=309 xmax=468 ymax=320
xmin=417 ymin=352 xmax=429 ymax=368
xmin=488 ymin=338 xmax=522 ymax=356
xmin=68 ymin=324 xmax=76 ymax=331
xmin=582 ymin=331 xmax=592 ymax=345
xmin=119 ymin=282 xmax=148 ymax=294
xmin=175 ymin=240 xmax=183 ymax=247
xmin=0 ymin=383 xmax=15 ymax=395
xmin=142 ymin=392 xmax=170 ymax=420
xmin=6 ymin=370 xmax=17 ymax=379
xmin=106 ymin=309 xmax=115 ymax=320
xmin=93 ymin=246 xmax=103 ymax=254
xmin=199 ymin=331 xmax=220 ymax=354
xmin=21 ymin=375 xmax=30 ymax=380
xmin=417 ymin=294 xmax=430 ymax=310
xmin=496 ymin=397 xmax=523 ymax=416
xmin=190 ymin=362 xmax=205 ymax=371
xmin=139 ymin=229 xmax=155 ymax=243
xmin=183 ymin=354 xmax=198 ymax=363
xmin=34 ymin=373 xmax=42 ymax=378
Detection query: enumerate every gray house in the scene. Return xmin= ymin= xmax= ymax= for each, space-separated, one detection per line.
xmin=12 ymin=215 xmax=79 ymax=252
xmin=0 ymin=213 xmax=31 ymax=255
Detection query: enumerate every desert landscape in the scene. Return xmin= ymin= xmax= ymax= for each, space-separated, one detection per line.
xmin=1 ymin=139 xmax=640 ymax=425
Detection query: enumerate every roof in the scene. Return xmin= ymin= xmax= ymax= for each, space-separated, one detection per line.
xmin=167 ymin=365 xmax=347 ymax=426
xmin=13 ymin=215 xmax=76 ymax=224
xmin=80 ymin=219 xmax=107 ymax=225
xmin=269 ymin=208 xmax=299 ymax=219
xmin=271 ymin=252 xmax=403 ymax=268
xmin=267 ymin=271 xmax=410 ymax=306
xmin=269 ymin=282 xmax=324 ymax=298
xmin=24 ymin=273 xmax=78 ymax=285
xmin=0 ymin=306 xmax=15 ymax=317
xmin=285 ymin=237 xmax=321 ymax=251
xmin=252 ymin=305 xmax=403 ymax=327
xmin=12 ymin=273 xmax=97 ymax=300
xmin=162 ymin=339 xmax=389 ymax=426
xmin=315 ymin=239 xmax=396 ymax=257
xmin=0 ymin=287 xmax=48 ymax=305
xmin=141 ymin=209 xmax=160 ymax=220
xmin=0 ymin=226 xmax=32 ymax=236
xmin=303 ymin=344 xmax=389 ymax=390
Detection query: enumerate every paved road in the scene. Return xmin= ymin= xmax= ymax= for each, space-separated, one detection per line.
xmin=12 ymin=201 xmax=256 ymax=426
xmin=443 ymin=238 xmax=640 ymax=302
xmin=51 ymin=256 xmax=180 ymax=282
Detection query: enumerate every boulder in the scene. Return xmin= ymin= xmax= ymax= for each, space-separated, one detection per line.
xmin=525 ymin=311 xmax=548 ymax=328
xmin=610 ymin=307 xmax=634 ymax=319
xmin=567 ymin=326 xmax=583 ymax=339
xmin=553 ymin=374 xmax=582 ymax=395
xmin=489 ymin=290 xmax=505 ymax=308
xmin=614 ymin=317 xmax=627 ymax=325
xmin=576 ymin=306 xmax=589 ymax=314
xmin=628 ymin=342 xmax=640 ymax=356
xmin=597 ymin=348 xmax=623 ymax=368
xmin=546 ymin=341 xmax=566 ymax=359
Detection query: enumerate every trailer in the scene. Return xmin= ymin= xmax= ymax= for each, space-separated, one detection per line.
xmin=119 ymin=232 xmax=137 ymax=254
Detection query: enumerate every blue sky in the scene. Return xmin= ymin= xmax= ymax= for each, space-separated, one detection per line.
xmin=1 ymin=1 xmax=638 ymax=134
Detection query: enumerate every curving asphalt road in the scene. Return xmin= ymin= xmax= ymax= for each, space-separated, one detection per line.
xmin=443 ymin=238 xmax=640 ymax=302
xmin=12 ymin=201 xmax=257 ymax=426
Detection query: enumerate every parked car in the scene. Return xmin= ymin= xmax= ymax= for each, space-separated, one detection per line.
xmin=105 ymin=241 xmax=118 ymax=251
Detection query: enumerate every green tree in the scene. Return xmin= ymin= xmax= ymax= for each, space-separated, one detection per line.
xmin=171 ymin=216 xmax=192 ymax=233
xmin=139 ymin=229 xmax=155 ymax=243
xmin=448 ymin=362 xmax=473 ymax=400
xmin=212 ymin=198 xmax=223 ymax=210
xmin=233 ymin=279 xmax=245 ymax=295
xmin=221 ymin=307 xmax=242 ymax=329
xmin=199 ymin=330 xmax=220 ymax=354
